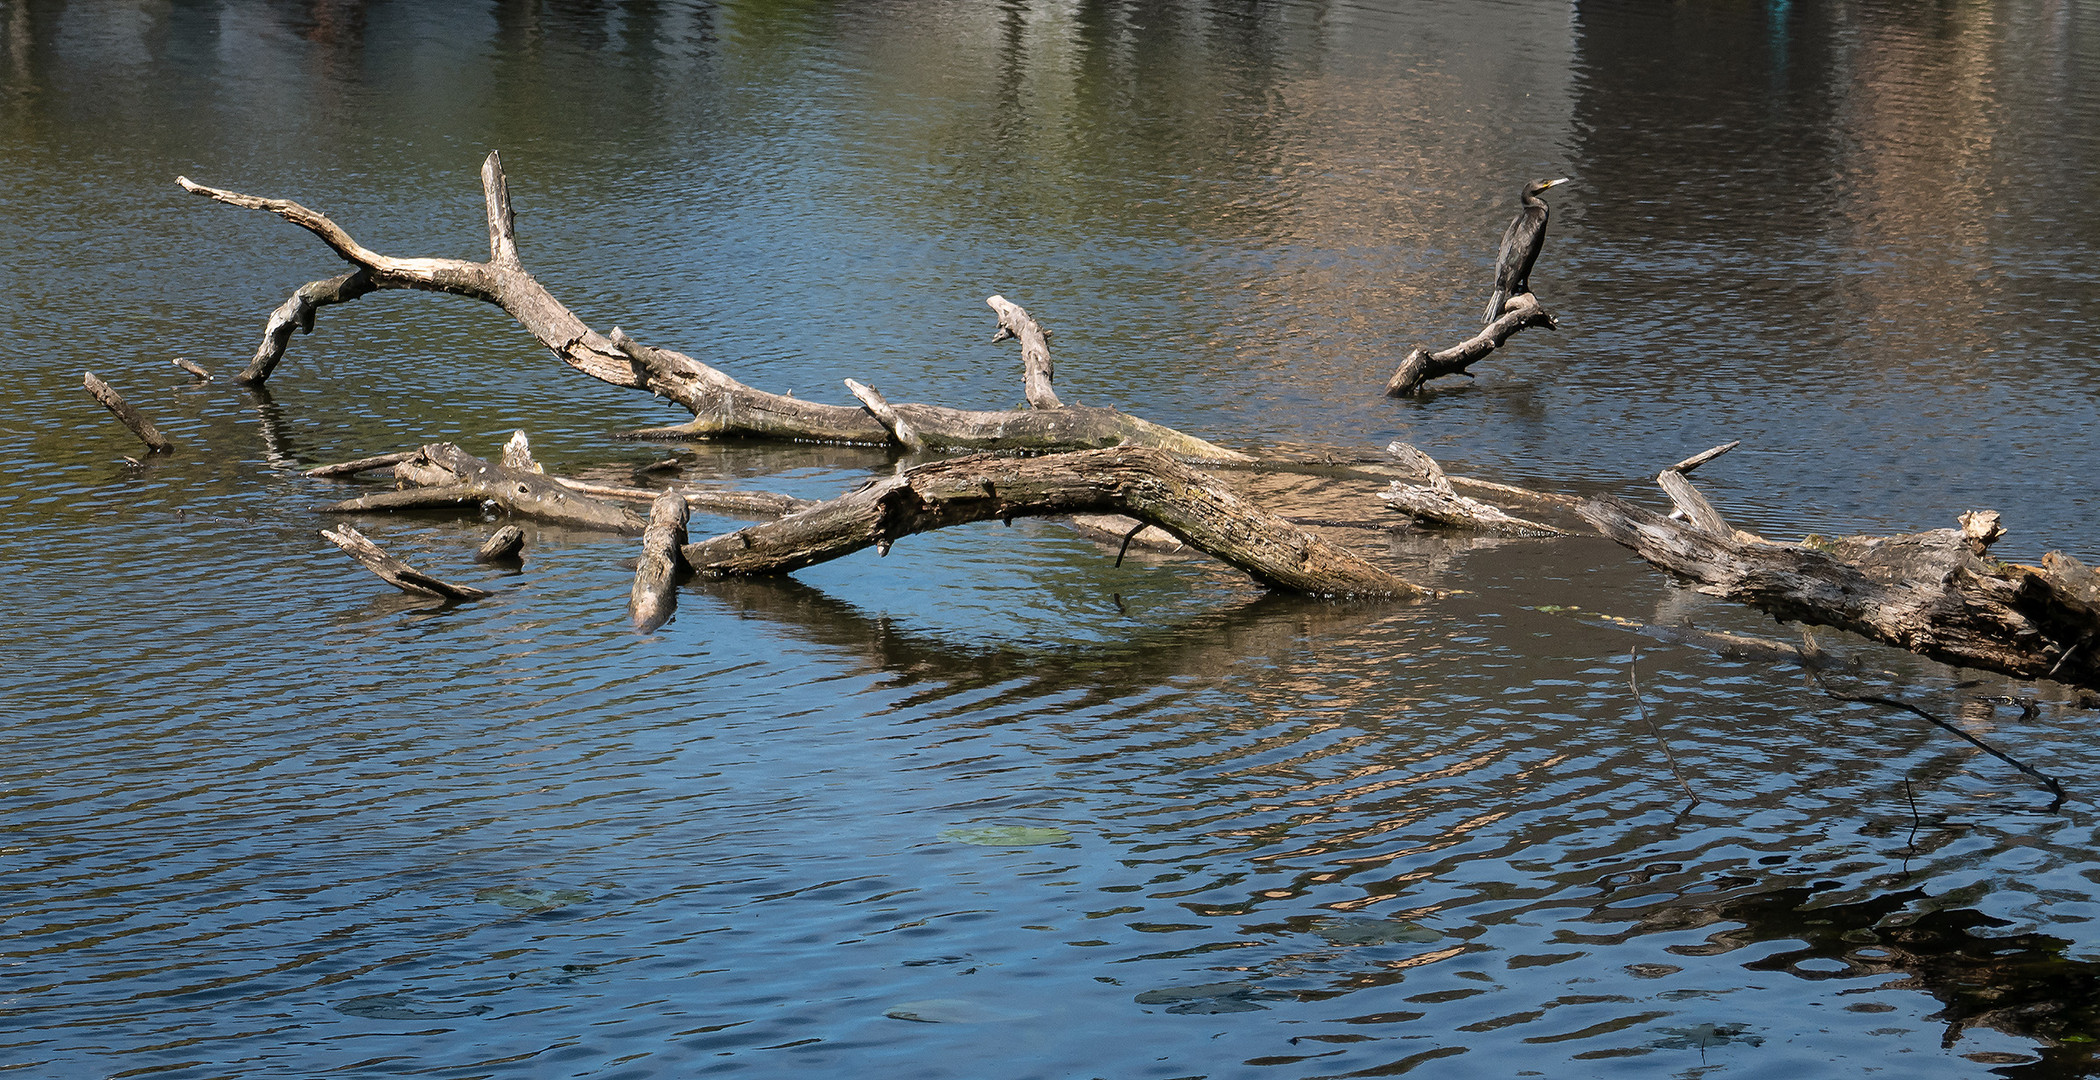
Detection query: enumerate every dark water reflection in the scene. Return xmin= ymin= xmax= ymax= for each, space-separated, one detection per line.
xmin=6 ymin=0 xmax=2100 ymax=1077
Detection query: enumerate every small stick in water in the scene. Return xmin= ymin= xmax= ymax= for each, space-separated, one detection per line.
xmin=83 ymin=371 xmax=174 ymax=454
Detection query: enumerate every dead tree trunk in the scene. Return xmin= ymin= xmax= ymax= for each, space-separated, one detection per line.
xmin=1580 ymin=496 xmax=2100 ymax=690
xmin=682 ymin=446 xmax=1418 ymax=598
xmin=180 ymin=153 xmax=1248 ymax=462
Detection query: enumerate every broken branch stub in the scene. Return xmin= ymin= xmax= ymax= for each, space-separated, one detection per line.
xmin=1379 ymin=442 xmax=1565 ymax=537
xmin=986 ymin=294 xmax=1061 ymax=409
xmin=682 ymin=447 xmax=1418 ymax=598
xmin=630 ymin=490 xmax=691 ymax=633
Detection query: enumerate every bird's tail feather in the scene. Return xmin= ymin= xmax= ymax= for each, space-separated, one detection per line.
xmin=1483 ymin=290 xmax=1506 ymax=325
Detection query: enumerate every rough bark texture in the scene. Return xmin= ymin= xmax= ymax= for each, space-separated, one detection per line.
xmin=630 ymin=490 xmax=691 ymax=632
xmin=682 ymin=447 xmax=1418 ymax=598
xmin=182 ymin=154 xmax=1249 ymax=462
xmin=1385 ymin=293 xmax=1558 ymax=397
xmin=83 ymin=372 xmax=173 ymax=453
xmin=321 ymin=525 xmax=491 ymax=600
xmin=1580 ymin=496 xmax=2100 ymax=690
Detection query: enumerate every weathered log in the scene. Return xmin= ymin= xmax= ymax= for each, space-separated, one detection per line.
xmin=181 ymin=155 xmax=1250 ymax=462
xmin=475 ymin=525 xmax=525 ymax=563
xmin=1385 ymin=293 xmax=1558 ymax=397
xmin=321 ymin=525 xmax=491 ymax=600
xmin=1379 ymin=442 xmax=1564 ymax=537
xmin=322 ymin=442 xmax=646 ymax=533
xmin=550 ymin=477 xmax=814 ymax=520
xmin=630 ymin=490 xmax=691 ymax=632
xmin=1580 ymin=496 xmax=2100 ymax=690
xmin=312 ymin=436 xmax=809 ymax=520
xmin=682 ymin=447 xmax=1418 ymax=598
xmin=82 ymin=372 xmax=174 ymax=454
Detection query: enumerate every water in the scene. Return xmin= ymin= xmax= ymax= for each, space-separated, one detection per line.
xmin=5 ymin=0 xmax=2100 ymax=1076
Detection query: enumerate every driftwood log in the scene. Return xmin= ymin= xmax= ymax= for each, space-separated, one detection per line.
xmin=83 ymin=372 xmax=173 ymax=454
xmin=630 ymin=490 xmax=691 ymax=632
xmin=180 ymin=154 xmax=1248 ymax=462
xmin=321 ymin=525 xmax=491 ymax=601
xmin=683 ymin=447 xmax=1418 ymax=598
xmin=1385 ymin=293 xmax=1558 ymax=397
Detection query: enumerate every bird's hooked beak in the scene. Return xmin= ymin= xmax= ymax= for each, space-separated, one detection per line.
xmin=1544 ymin=177 xmax=1571 ymax=188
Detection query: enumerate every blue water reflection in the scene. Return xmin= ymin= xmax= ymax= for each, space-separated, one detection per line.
xmin=5 ymin=0 xmax=2100 ymax=1076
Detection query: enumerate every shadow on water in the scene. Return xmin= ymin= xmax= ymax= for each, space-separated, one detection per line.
xmin=1618 ymin=883 xmax=2100 ymax=1075
xmin=688 ymin=572 xmax=1408 ymax=701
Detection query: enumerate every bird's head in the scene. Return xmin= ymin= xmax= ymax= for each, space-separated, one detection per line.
xmin=1526 ymin=177 xmax=1571 ymax=198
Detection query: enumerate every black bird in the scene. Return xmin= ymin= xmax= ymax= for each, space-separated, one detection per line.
xmin=1483 ymin=177 xmax=1569 ymax=324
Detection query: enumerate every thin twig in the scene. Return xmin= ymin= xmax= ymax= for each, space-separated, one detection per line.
xmin=1114 ymin=520 xmax=1148 ymax=568
xmin=1811 ymin=672 xmax=2066 ymax=810
xmin=1629 ymin=646 xmax=1701 ymax=808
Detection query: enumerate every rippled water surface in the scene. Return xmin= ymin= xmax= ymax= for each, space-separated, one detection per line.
xmin=6 ymin=1 xmax=2100 ymax=1077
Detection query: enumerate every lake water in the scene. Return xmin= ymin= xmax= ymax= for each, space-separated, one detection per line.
xmin=6 ymin=1 xmax=2100 ymax=1076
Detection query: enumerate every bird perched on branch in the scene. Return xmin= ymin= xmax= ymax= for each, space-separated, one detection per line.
xmin=1483 ymin=177 xmax=1569 ymax=324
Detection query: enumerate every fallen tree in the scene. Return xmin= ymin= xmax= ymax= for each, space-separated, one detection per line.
xmin=179 ymin=154 xmax=1248 ymax=462
xmin=681 ymin=446 xmax=1419 ymax=599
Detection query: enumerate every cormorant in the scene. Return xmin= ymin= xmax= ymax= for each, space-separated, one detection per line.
xmin=1483 ymin=177 xmax=1569 ymax=324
